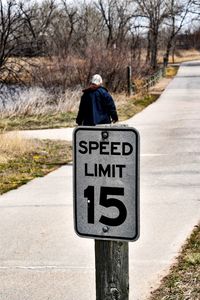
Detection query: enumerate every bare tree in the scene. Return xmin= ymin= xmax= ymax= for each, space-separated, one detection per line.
xmin=0 ymin=0 xmax=24 ymax=82
xmin=19 ymin=0 xmax=56 ymax=56
xmin=1 ymin=0 xmax=199 ymax=91
xmin=190 ymin=0 xmax=200 ymax=20
xmin=135 ymin=0 xmax=169 ymax=69
xmin=49 ymin=0 xmax=79 ymax=57
xmin=0 ymin=0 xmax=56 ymax=84
xmin=163 ymin=0 xmax=194 ymax=65
xmin=76 ymin=2 xmax=104 ymax=53
xmin=96 ymin=0 xmax=134 ymax=48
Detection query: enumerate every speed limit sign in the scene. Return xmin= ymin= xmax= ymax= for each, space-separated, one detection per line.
xmin=73 ymin=126 xmax=140 ymax=241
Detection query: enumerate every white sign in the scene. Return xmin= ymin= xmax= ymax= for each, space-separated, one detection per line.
xmin=73 ymin=126 xmax=139 ymax=241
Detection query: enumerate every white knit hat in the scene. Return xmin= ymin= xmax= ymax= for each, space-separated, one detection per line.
xmin=91 ymin=74 xmax=103 ymax=85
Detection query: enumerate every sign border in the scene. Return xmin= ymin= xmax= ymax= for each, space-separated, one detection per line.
xmin=73 ymin=126 xmax=140 ymax=242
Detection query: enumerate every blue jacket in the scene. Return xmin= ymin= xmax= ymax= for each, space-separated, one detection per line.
xmin=76 ymin=86 xmax=118 ymax=126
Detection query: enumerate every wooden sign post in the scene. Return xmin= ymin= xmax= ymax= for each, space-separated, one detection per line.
xmin=95 ymin=240 xmax=129 ymax=300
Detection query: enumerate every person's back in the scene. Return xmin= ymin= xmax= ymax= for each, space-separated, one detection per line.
xmin=76 ymin=74 xmax=118 ymax=126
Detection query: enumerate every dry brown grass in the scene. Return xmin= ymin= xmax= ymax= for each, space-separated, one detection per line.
xmin=171 ymin=49 xmax=200 ymax=63
xmin=0 ymin=134 xmax=72 ymax=195
xmin=158 ymin=49 xmax=200 ymax=64
xmin=0 ymin=133 xmax=37 ymax=163
xmin=0 ymin=87 xmax=81 ymax=118
xmin=0 ymin=57 xmax=32 ymax=84
xmin=0 ymin=87 xmax=130 ymax=119
xmin=150 ymin=224 xmax=200 ymax=300
xmin=2 ymin=49 xmax=200 ymax=86
xmin=113 ymin=93 xmax=129 ymax=106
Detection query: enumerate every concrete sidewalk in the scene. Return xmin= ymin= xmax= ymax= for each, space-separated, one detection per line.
xmin=0 ymin=61 xmax=200 ymax=300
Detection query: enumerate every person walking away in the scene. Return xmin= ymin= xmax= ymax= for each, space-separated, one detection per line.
xmin=76 ymin=74 xmax=118 ymax=126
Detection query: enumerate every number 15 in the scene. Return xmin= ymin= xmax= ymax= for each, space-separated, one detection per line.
xmin=84 ymin=186 xmax=127 ymax=227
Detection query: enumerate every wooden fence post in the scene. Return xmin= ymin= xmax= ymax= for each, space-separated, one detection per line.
xmin=95 ymin=240 xmax=129 ymax=300
xmin=127 ymin=66 xmax=133 ymax=96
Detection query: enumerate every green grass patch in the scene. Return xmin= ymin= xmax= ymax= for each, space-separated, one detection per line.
xmin=165 ymin=66 xmax=179 ymax=78
xmin=149 ymin=224 xmax=200 ymax=300
xmin=118 ymin=94 xmax=159 ymax=121
xmin=0 ymin=139 xmax=72 ymax=194
xmin=0 ymin=112 xmax=76 ymax=131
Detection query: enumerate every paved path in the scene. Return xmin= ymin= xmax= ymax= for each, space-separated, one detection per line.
xmin=1 ymin=61 xmax=200 ymax=300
